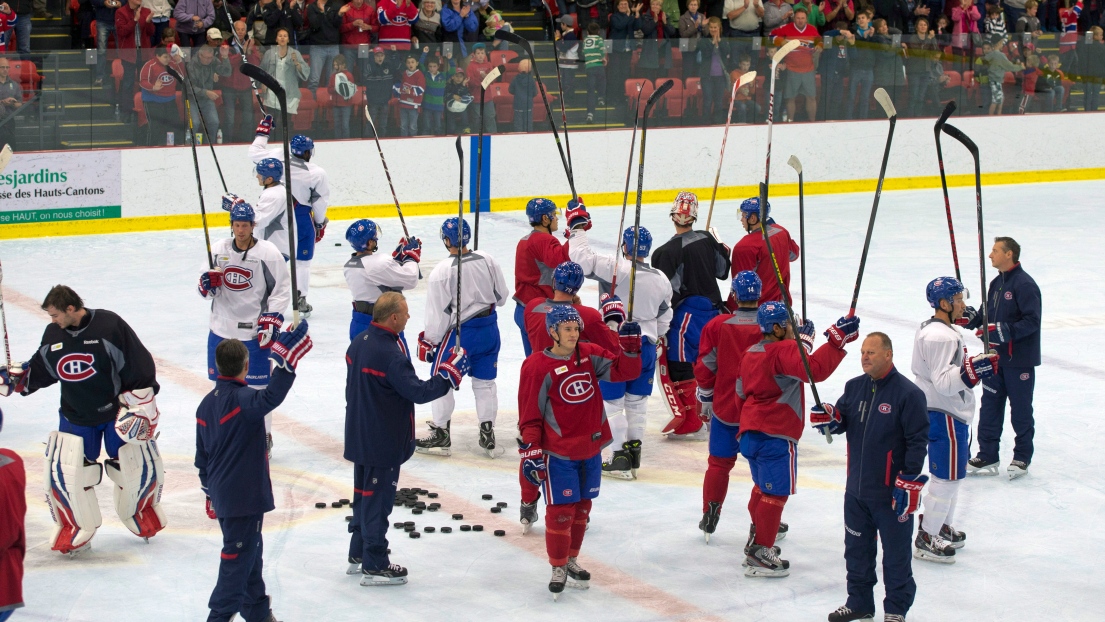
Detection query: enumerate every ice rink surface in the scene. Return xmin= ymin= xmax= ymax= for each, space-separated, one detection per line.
xmin=1 ymin=180 xmax=1102 ymax=621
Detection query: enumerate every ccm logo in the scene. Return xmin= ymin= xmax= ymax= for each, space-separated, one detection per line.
xmin=222 ymin=266 xmax=254 ymax=291
xmin=558 ymin=373 xmax=595 ymax=404
xmin=57 ymin=353 xmax=96 ymax=381
xmin=878 ymin=403 xmax=891 ymax=414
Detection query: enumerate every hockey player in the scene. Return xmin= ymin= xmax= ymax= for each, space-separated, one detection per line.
xmin=729 ymin=197 xmax=800 ymax=309
xmin=517 ymin=305 xmax=643 ymax=598
xmin=0 ymin=408 xmax=26 ymax=620
xmin=694 ymin=271 xmax=763 ymax=541
xmin=199 ymin=199 xmax=292 ymax=454
xmin=519 ymin=261 xmax=621 ymax=529
xmin=343 ymin=219 xmax=422 ymax=341
xmin=195 ymin=324 xmax=312 ymax=622
xmin=250 ymin=115 xmax=331 ymax=316
xmin=651 ymin=191 xmax=732 ymax=438
xmin=569 ymin=222 xmax=673 ymax=478
xmin=0 ymin=285 xmax=165 ymax=555
xmin=245 ymin=158 xmax=291 ymax=261
xmin=911 ymin=277 xmax=999 ymax=564
xmin=415 ymin=217 xmax=508 ymax=458
xmin=739 ymin=302 xmax=859 ymax=577
xmin=811 ymin=332 xmax=929 ymax=622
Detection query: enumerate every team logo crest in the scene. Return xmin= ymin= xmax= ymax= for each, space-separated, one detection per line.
xmin=559 ymin=373 xmax=594 ymax=404
xmin=1004 ymin=291 xmax=1013 ymax=300
xmin=57 ymin=353 xmax=96 ymax=381
xmin=879 ymin=403 xmax=891 ymax=414
xmin=1020 ymin=372 xmax=1030 ymax=381
xmin=222 ymin=266 xmax=254 ymax=291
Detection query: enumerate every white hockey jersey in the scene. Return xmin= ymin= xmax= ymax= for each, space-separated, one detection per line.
xmin=344 ymin=251 xmax=420 ymax=304
xmin=203 ymin=237 xmax=292 ymax=341
xmin=568 ymin=230 xmax=673 ymax=343
xmin=423 ymin=250 xmax=508 ymax=344
xmin=911 ymin=318 xmax=976 ymax=425
xmin=253 ymin=183 xmax=291 ymax=256
xmin=249 ymin=136 xmax=330 ymax=225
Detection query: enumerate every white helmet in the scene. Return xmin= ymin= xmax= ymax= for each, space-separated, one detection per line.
xmin=670 ymin=191 xmax=699 ymax=225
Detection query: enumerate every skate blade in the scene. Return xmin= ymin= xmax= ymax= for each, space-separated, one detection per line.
xmin=414 ymin=446 xmax=452 ymax=457
xmin=703 ymin=532 xmax=711 ymax=544
xmin=743 ymin=565 xmax=789 ymax=578
xmin=360 ymin=576 xmax=408 ymax=586
xmin=947 ymin=541 xmax=965 ymax=550
xmin=601 ymin=469 xmax=634 ymax=480
xmin=913 ymin=549 xmax=956 ymax=564
xmin=346 ymin=564 xmax=362 ymax=575
xmin=567 ymin=578 xmax=590 ymax=590
xmin=551 ymin=592 xmax=561 ymax=601
xmin=522 ymin=524 xmax=531 ymax=535
xmin=1008 ymin=467 xmax=1028 ymax=480
xmin=968 ymin=465 xmax=999 ymax=476
xmin=467 ymin=441 xmax=506 ymax=459
xmin=663 ymin=430 xmax=708 ymax=442
xmin=63 ymin=543 xmax=92 ymax=558
xmin=775 ymin=532 xmax=786 ymax=542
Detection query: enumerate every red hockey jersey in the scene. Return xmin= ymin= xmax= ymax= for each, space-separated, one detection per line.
xmin=514 ymin=230 xmax=570 ymax=306
xmin=729 ymin=220 xmax=800 ymax=308
xmin=524 ymin=298 xmax=620 ymax=354
xmin=518 ymin=343 xmax=641 ymax=460
xmin=694 ymin=308 xmax=762 ymax=425
xmin=0 ymin=448 xmax=25 ymax=615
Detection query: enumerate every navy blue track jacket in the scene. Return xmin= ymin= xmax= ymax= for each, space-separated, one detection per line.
xmin=982 ymin=263 xmax=1041 ymax=367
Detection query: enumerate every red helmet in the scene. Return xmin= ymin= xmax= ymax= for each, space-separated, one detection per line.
xmin=670 ymin=191 xmax=699 ymax=225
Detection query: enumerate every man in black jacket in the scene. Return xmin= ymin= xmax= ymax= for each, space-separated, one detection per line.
xmin=306 ymin=0 xmax=342 ymax=89
xmin=811 ymin=332 xmax=929 ymax=622
xmin=363 ymin=46 xmax=399 ymax=136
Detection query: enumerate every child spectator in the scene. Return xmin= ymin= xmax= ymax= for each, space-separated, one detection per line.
xmin=395 ymin=54 xmax=426 ymax=136
xmin=1057 ymin=0 xmax=1082 ymax=61
xmin=730 ymin=53 xmax=760 ymax=122
xmin=933 ymin=13 xmax=950 ymax=39
xmin=329 ymin=55 xmax=358 ymax=138
xmin=582 ymin=21 xmax=607 ymax=124
xmin=698 ymin=17 xmax=734 ymax=123
xmin=363 ymin=46 xmax=400 ymax=137
xmin=979 ymin=39 xmax=1024 ymax=114
xmin=464 ymin=42 xmax=498 ymax=132
xmin=821 ymin=22 xmax=853 ymax=120
xmin=679 ymin=0 xmax=708 ymax=80
xmin=419 ymin=50 xmax=450 ymax=135
xmin=1015 ymin=0 xmax=1042 ymax=34
xmin=848 ymin=11 xmax=877 ymax=118
xmin=1017 ymin=52 xmax=1039 ymax=112
xmin=445 ymin=65 xmax=474 ymax=133
xmin=480 ymin=2 xmax=513 ymax=47
xmin=139 ymin=46 xmax=181 ymax=146
xmin=510 ymin=57 xmax=537 ymax=131
xmin=1038 ymin=53 xmax=1066 ymax=111
xmin=984 ymin=4 xmax=1007 ymax=41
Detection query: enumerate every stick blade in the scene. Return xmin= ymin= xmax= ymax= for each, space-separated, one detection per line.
xmin=481 ymin=66 xmax=502 ymax=91
xmin=936 ymin=100 xmax=956 ymax=128
xmin=241 ymin=62 xmax=284 ymax=99
xmin=494 ymin=29 xmax=528 ymax=50
xmin=648 ymin=79 xmax=675 ymax=106
xmin=873 ymin=88 xmax=897 ymax=118
xmin=163 ymin=64 xmax=183 ymax=82
xmin=772 ymin=39 xmax=801 ymax=66
xmin=787 ymin=155 xmax=802 ymax=174
xmin=737 ymin=70 xmax=757 ymax=88
xmin=0 ymin=144 xmax=11 ymax=173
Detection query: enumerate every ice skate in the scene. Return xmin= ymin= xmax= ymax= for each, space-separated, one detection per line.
xmin=625 ymin=439 xmax=642 ymax=478
xmin=478 ymin=421 xmax=497 ymax=458
xmin=566 ymin=557 xmax=590 ymax=589
xmin=940 ymin=524 xmax=966 ymax=549
xmin=414 ymin=422 xmax=451 ymax=456
xmin=967 ymin=456 xmax=999 ymax=475
xmin=663 ymin=425 xmax=708 ymax=441
xmin=1008 ymin=460 xmax=1029 ymax=480
xmin=360 ymin=564 xmax=408 ymax=586
xmin=296 ymin=290 xmax=312 ymax=319
xmin=549 ymin=565 xmax=567 ymax=599
xmin=777 ymin=521 xmax=788 ymax=541
xmin=601 ymin=449 xmax=633 ymax=480
xmin=744 ymin=543 xmax=790 ymax=577
xmin=884 ymin=615 xmax=906 ymax=622
xmin=700 ymin=501 xmax=721 ymax=543
xmin=63 ymin=541 xmax=92 ymax=558
xmin=346 ymin=556 xmax=362 ymax=575
xmin=914 ymin=530 xmax=956 ymax=564
xmin=520 ymin=501 xmax=538 ymax=534
xmin=828 ymin=605 xmax=874 ymax=621
xmin=741 ymin=523 xmax=779 ymax=567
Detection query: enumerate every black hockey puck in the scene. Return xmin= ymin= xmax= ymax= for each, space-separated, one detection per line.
xmin=412 ymin=509 xmax=423 ymax=515
xmin=331 ymin=501 xmax=342 ymax=508
xmin=473 ymin=525 xmax=484 ymax=532
xmin=490 ymin=507 xmax=501 ymax=513
xmin=404 ymin=525 xmax=415 ymax=532
xmin=393 ymin=500 xmax=403 ymax=506
xmin=404 ymin=501 xmax=417 ymax=508
xmin=459 ymin=525 xmax=471 ymax=532
xmin=393 ymin=522 xmax=404 ymax=529
xmin=496 ymin=502 xmax=508 ymax=508
xmin=440 ymin=527 xmax=452 ymax=533
xmin=452 ymin=513 xmax=463 ymax=520
xmin=340 ymin=498 xmax=351 ymax=505
xmin=415 ymin=502 xmax=426 ymax=509
xmin=428 ymin=503 xmax=441 ymax=509
xmin=417 ymin=489 xmax=428 ymax=496
xmin=334 ymin=242 xmax=341 ymax=246
xmin=481 ymin=494 xmax=493 ymax=500
xmin=315 ymin=502 xmax=326 ymax=509
xmin=424 ymin=526 xmax=436 ymax=533
xmin=494 ymin=530 xmax=506 ymax=537
xmin=400 ymin=488 xmax=411 ymax=493
xmin=404 ymin=521 xmax=415 ymax=527
xmin=426 ymin=506 xmax=438 ymax=512
xmin=409 ymin=531 xmax=421 ymax=539
xmin=427 ymin=492 xmax=439 ymax=499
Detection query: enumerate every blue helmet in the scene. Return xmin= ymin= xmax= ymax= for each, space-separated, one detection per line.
xmin=732 ymin=270 xmax=763 ymax=302
xmin=526 ymin=197 xmax=558 ymax=225
xmin=230 ymin=202 xmax=255 ymax=223
xmin=757 ymin=301 xmax=790 ymax=333
xmin=256 ymin=158 xmax=283 ymax=183
xmin=346 ymin=219 xmax=379 ymax=252
xmin=553 ymin=261 xmax=584 ymax=294
xmin=622 ymin=226 xmax=652 ymax=258
xmin=290 ymin=134 xmax=314 ymax=158
xmin=545 ymin=304 xmax=583 ymax=332
xmin=926 ymin=276 xmax=965 ymax=309
xmin=440 ymin=217 xmax=471 ymax=248
xmin=739 ymin=197 xmax=770 ymax=217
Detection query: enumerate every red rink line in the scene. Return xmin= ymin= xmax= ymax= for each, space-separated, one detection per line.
xmin=7 ymin=288 xmax=728 ymax=621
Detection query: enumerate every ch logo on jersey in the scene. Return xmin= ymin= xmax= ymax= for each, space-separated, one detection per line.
xmin=57 ymin=353 xmax=96 ymax=382
xmin=559 ymin=373 xmax=594 ymax=404
xmin=1004 ymin=291 xmax=1013 ymax=300
xmin=879 ymin=403 xmax=892 ymax=414
xmin=222 ymin=266 xmax=254 ymax=291
xmin=1020 ymin=372 xmax=1030 ymax=381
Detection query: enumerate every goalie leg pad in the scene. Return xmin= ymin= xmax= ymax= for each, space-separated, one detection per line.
xmin=662 ymin=379 xmax=703 ymax=435
xmin=104 ymin=440 xmax=168 ymax=538
xmin=44 ymin=431 xmax=103 ymax=554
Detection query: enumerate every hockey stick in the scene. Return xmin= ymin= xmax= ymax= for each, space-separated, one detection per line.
xmin=847 ymin=87 xmax=897 ymax=318
xmin=759 ymin=40 xmax=799 ymax=207
xmin=609 ymin=83 xmax=643 ymax=296
xmin=454 ymin=135 xmax=465 ymax=354
xmin=241 ymin=62 xmax=300 ymax=326
xmin=941 ymin=122 xmax=992 ymax=353
xmin=626 ymin=79 xmax=674 ymax=321
xmin=221 ymin=3 xmax=269 ymax=116
xmin=364 ymin=105 xmax=411 ymax=240
xmin=177 ymin=71 xmax=215 ymax=270
xmin=164 ymin=64 xmax=228 ymax=193
xmin=787 ymin=155 xmax=806 ymax=321
xmin=495 ymin=30 xmax=577 ymax=200
xmin=0 ymin=260 xmax=11 ymax=368
xmin=934 ymin=100 xmax=962 ymax=282
xmin=544 ymin=0 xmax=575 ymax=185
xmin=474 ymin=67 xmax=502 ymax=250
xmin=705 ymin=70 xmax=757 ymax=231
xmin=0 ymin=143 xmax=11 ymax=172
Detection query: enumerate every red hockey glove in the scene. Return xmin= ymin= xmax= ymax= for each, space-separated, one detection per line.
xmin=892 ymin=474 xmax=928 ymax=518
xmin=960 ymin=352 xmax=998 ymax=388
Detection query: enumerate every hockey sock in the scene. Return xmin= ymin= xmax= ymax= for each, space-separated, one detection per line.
xmin=624 ymin=393 xmax=648 ymax=441
xmin=944 ymin=486 xmax=959 ymax=527
xmin=753 ymin=493 xmax=787 ymax=547
xmin=568 ymin=499 xmax=592 ymax=557
xmin=295 ymin=260 xmax=311 ymax=298
xmin=545 ymin=503 xmax=576 ymax=566
xmin=605 ymin=398 xmax=627 ymax=446
xmin=430 ymin=390 xmax=455 ymax=429
xmin=472 ymin=378 xmax=498 ymax=425
xmin=264 ymin=412 xmax=272 ymax=434
xmin=921 ymin=477 xmax=960 ymax=536
xmin=703 ymin=455 xmax=737 ymax=512
xmin=748 ymin=484 xmax=764 ymax=522
xmin=519 ymin=462 xmax=540 ymax=504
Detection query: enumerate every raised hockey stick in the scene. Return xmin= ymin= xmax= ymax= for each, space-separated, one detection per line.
xmin=495 ymin=30 xmax=577 ymax=200
xmin=0 ymin=260 xmax=12 ymax=368
xmin=177 ymin=72 xmax=215 ymax=270
xmin=241 ymin=62 xmax=300 ymax=326
xmin=364 ymin=105 xmax=411 ymax=240
xmin=453 ymin=135 xmax=465 ymax=358
xmin=705 ymin=70 xmax=757 ymax=231
xmin=544 ymin=0 xmax=575 ymax=184
xmin=759 ymin=40 xmax=800 ymax=207
xmin=847 ymin=87 xmax=897 ymax=318
xmin=164 ymin=64 xmax=228 ymax=193
xmin=787 ymin=155 xmax=806 ymax=321
xmin=934 ymin=100 xmax=962 ymax=282
xmin=626 ymin=79 xmax=674 ymax=321
xmin=941 ymin=122 xmax=992 ymax=352
xmin=609 ymin=83 xmax=643 ymax=296
xmin=474 ymin=66 xmax=502 ymax=250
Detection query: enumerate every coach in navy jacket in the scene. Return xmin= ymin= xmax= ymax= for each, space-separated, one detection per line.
xmin=817 ymin=332 xmax=928 ymax=621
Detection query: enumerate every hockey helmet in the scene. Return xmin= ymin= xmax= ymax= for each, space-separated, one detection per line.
xmin=925 ymin=276 xmax=966 ymax=309
xmin=546 ymin=304 xmax=583 ymax=333
xmin=230 ymin=202 xmax=256 ymax=223
xmin=256 ymin=158 xmax=283 ymax=184
xmin=732 ymin=270 xmax=763 ymax=302
xmin=290 ymin=134 xmax=314 ymax=158
xmin=622 ymin=226 xmax=653 ymax=258
xmin=756 ymin=301 xmax=790 ymax=333
xmin=739 ymin=196 xmax=769 ymax=218
xmin=440 ymin=217 xmax=471 ymax=248
xmin=670 ymin=191 xmax=699 ymax=225
xmin=553 ymin=261 xmax=584 ymax=295
xmin=346 ymin=219 xmax=380 ymax=252
xmin=446 ymin=98 xmax=471 ymax=113
xmin=526 ymin=197 xmax=558 ymax=225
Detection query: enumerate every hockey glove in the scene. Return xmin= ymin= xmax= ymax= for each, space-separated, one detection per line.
xmin=809 ymin=403 xmax=842 ymax=436
xmin=825 ymin=315 xmax=861 ymax=349
xmin=797 ymin=318 xmax=815 ymax=353
xmin=271 ymin=321 xmax=313 ymax=372
xmin=436 ymin=347 xmax=470 ymax=389
xmin=975 ymin=322 xmax=1009 ymax=346
xmin=417 ymin=331 xmax=438 ymax=364
xmin=115 ymin=387 xmax=159 ymax=442
xmin=960 ymin=352 xmax=999 ymax=388
xmin=618 ymin=321 xmax=642 ymax=355
xmin=314 ymin=217 xmax=328 ymax=243
xmin=565 ymin=200 xmax=591 ymax=233
xmin=955 ymin=305 xmax=979 ymax=328
xmin=221 ymin=192 xmax=245 ymax=212
xmin=599 ymin=293 xmax=625 ymax=329
xmin=697 ymin=387 xmax=714 ymax=422
xmin=256 ymin=312 xmax=284 ymax=349
xmin=891 ymin=474 xmax=928 ymax=519
xmin=198 ymin=269 xmax=223 ymax=298
xmin=205 ymin=496 xmax=217 ymax=520
xmin=0 ymin=362 xmax=28 ymax=397
xmin=393 ymin=236 xmax=423 ymax=265
xmin=518 ymin=441 xmax=546 ymax=486
xmin=256 ymin=114 xmax=274 ymax=137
